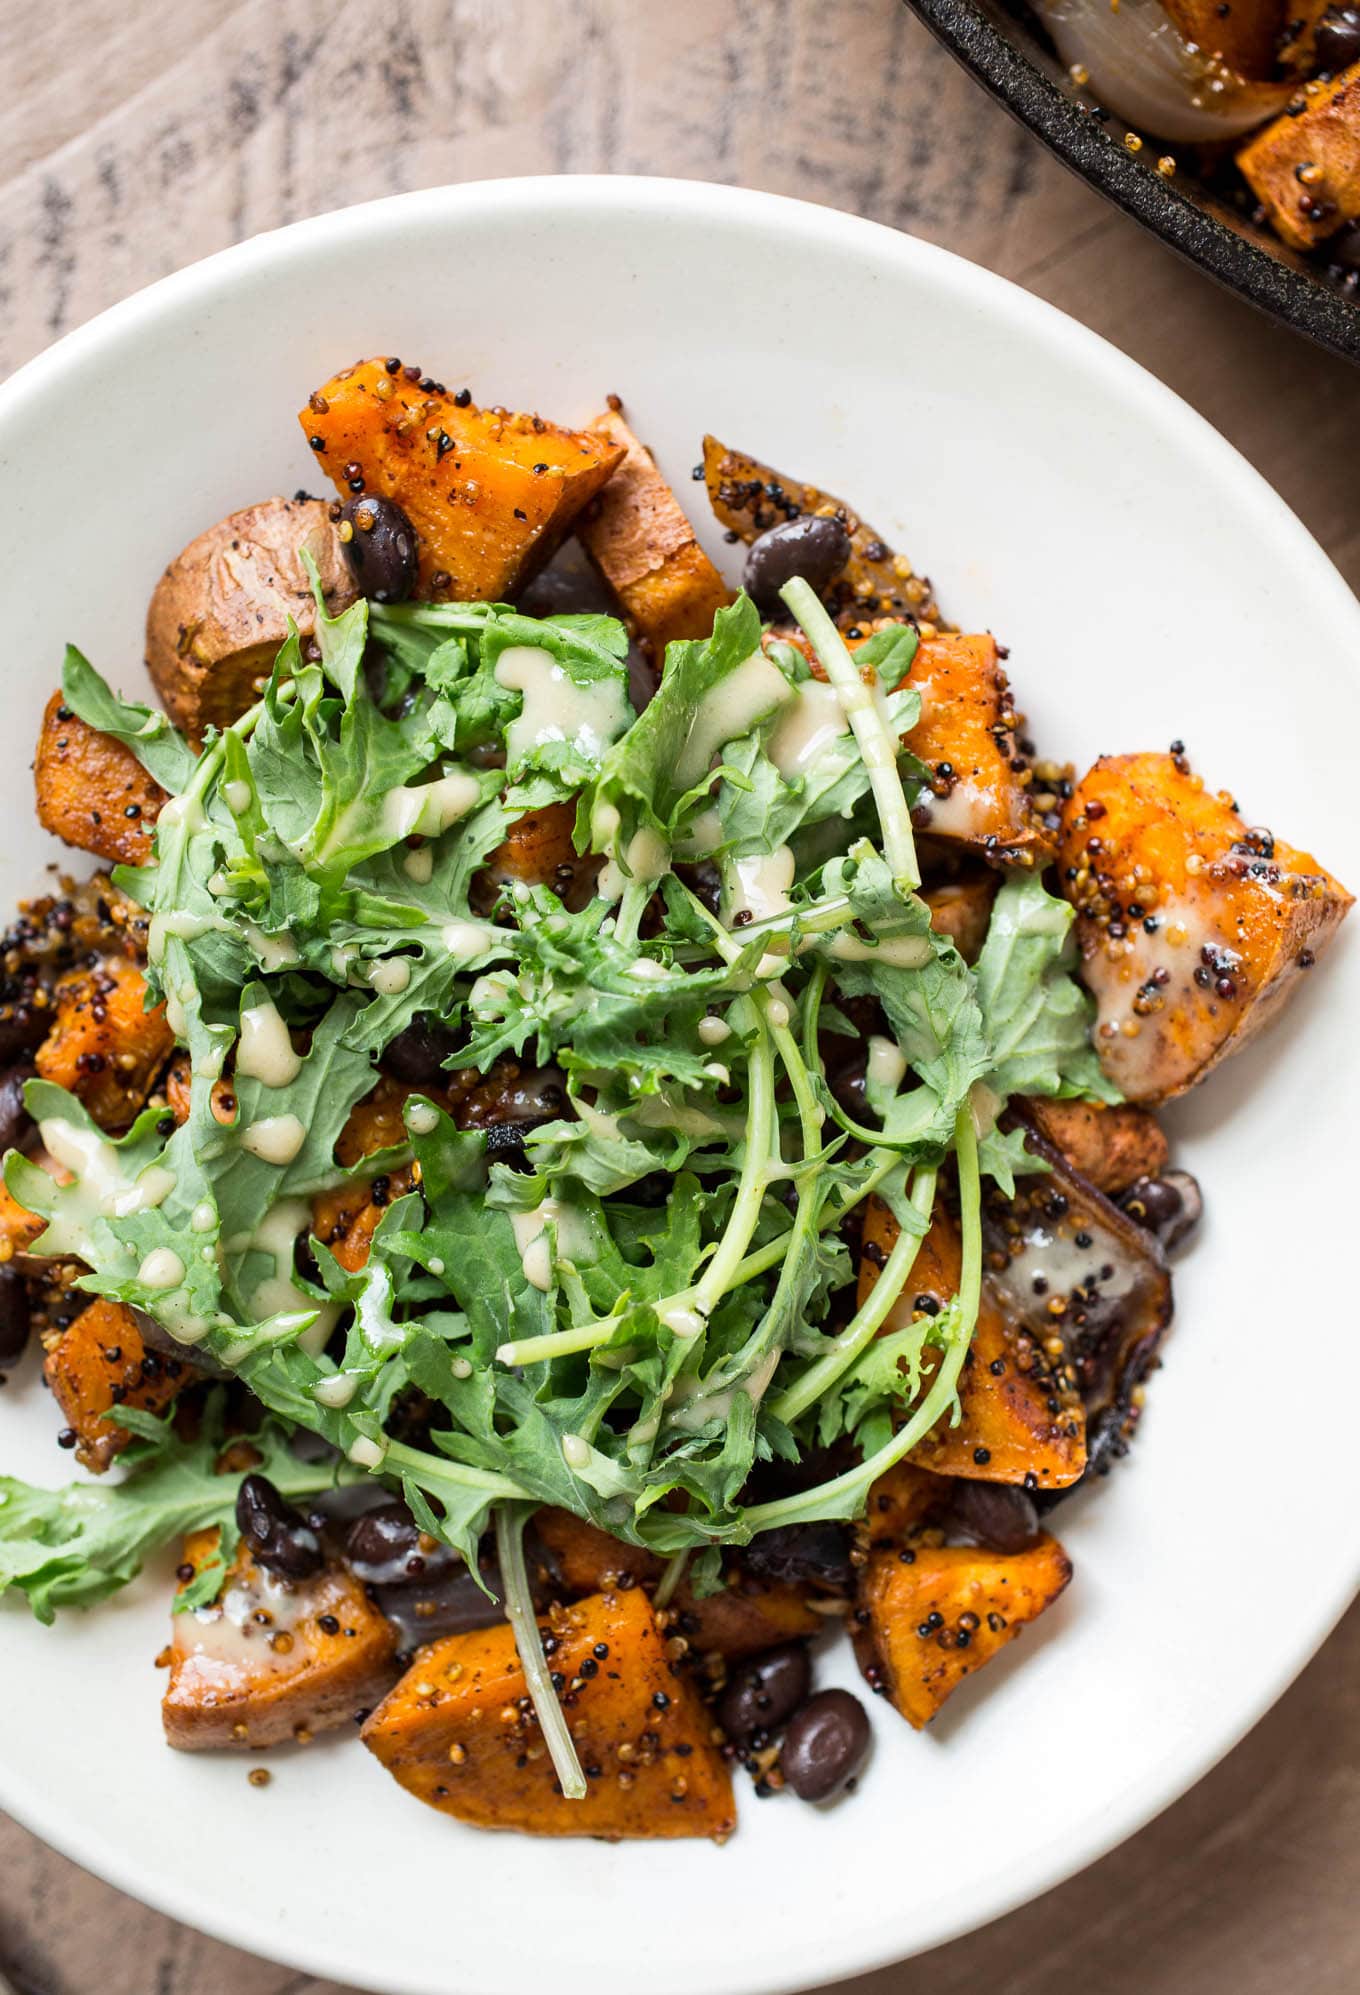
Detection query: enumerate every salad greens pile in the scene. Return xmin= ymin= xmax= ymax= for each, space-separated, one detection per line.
xmin=0 ymin=564 xmax=1114 ymax=1783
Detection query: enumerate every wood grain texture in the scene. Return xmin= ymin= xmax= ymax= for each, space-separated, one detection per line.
xmin=0 ymin=3 xmax=1356 ymax=1991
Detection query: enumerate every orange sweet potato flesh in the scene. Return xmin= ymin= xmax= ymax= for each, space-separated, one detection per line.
xmin=1058 ymin=752 xmax=1352 ymax=1103
xmin=1017 ymin=1098 xmax=1168 ymax=1196
xmin=1162 ymin=0 xmax=1284 ymax=76
xmin=164 ymin=1529 xmax=398 ymax=1750
xmin=531 ymin=1507 xmax=820 ymax=1659
xmin=855 ymin=1534 xmax=1072 ymax=1727
xmin=1239 ymin=63 xmax=1360 ymax=250
xmin=34 ymin=693 xmax=166 ymax=868
xmin=922 ymin=873 xmax=997 ymax=964
xmin=35 ymin=957 xmax=173 ymax=1132
xmin=361 ymin=1587 xmax=735 ymax=1839
xmin=901 ymin=634 xmax=1040 ymax=865
xmin=576 ymin=406 xmax=731 ymax=655
xmin=163 ymin=1050 xmax=237 ymax=1128
xmin=703 ymin=433 xmax=948 ymax=631
xmin=858 ymin=1197 xmax=1087 ymax=1490
xmin=43 ymin=1298 xmax=191 ymax=1472
xmin=301 ymin=359 xmax=623 ymax=602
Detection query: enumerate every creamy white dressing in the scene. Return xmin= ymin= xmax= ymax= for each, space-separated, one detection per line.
xmin=112 ymin=1164 xmax=177 ymax=1220
xmin=228 ymin=1197 xmax=339 ymax=1356
xmin=598 ymin=826 xmax=671 ymax=902
xmin=313 ymin=1372 xmax=359 ymax=1409
xmin=724 ymin=845 xmax=795 ymax=927
xmin=626 ymin=957 xmax=670 ymax=983
xmin=240 ymin=1115 xmax=306 ymax=1165
xmin=441 ymin=919 xmax=498 ymax=963
xmin=175 ymin=1564 xmax=313 ymax=1684
xmin=509 ymin=1197 xmax=593 ymax=1292
xmin=1081 ymin=886 xmax=1239 ymax=1098
xmin=222 ymin=779 xmax=252 ymax=817
xmin=148 ymin=909 xmax=221 ymax=966
xmin=766 ymin=677 xmax=849 ymax=778
xmin=561 ymin=1432 xmax=591 ymax=1469
xmin=190 ymin=1201 xmax=216 ymax=1233
xmin=138 ymin=1248 xmax=185 ymax=1290
xmin=348 ymin=1435 xmax=388 ymax=1469
xmin=494 ymin=645 xmax=628 ymax=767
xmin=235 ymin=1000 xmax=302 ymax=1088
xmin=403 ymin=844 xmax=435 ymax=884
xmin=668 ymin=1350 xmax=781 ymax=1433
xmin=674 ymin=650 xmax=793 ymax=789
xmin=867 ymin=1034 xmax=907 ymax=1092
xmin=367 ymin=957 xmax=412 ymax=996
xmin=658 ymin=1304 xmax=705 ymax=1339
xmin=827 ymin=930 xmax=934 ymax=970
xmin=915 ymin=776 xmax=996 ymax=840
xmin=697 ymin=1015 xmax=731 ymax=1047
xmin=404 ymin=1101 xmax=440 ymax=1136
xmin=243 ymin=923 xmax=301 ymax=972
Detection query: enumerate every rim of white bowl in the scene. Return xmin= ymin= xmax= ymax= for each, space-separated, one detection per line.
xmin=0 ymin=174 xmax=1356 ymax=1995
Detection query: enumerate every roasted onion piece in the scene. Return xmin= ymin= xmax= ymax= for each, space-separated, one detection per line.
xmin=1036 ymin=0 xmax=1293 ymax=142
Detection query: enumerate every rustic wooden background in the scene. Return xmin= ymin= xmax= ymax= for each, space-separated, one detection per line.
xmin=1 ymin=2 xmax=1356 ymax=1991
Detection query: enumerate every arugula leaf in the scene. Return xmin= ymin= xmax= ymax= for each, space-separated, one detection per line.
xmin=974 ymin=872 xmax=1122 ymax=1103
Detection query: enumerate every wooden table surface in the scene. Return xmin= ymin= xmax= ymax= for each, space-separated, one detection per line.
xmin=0 ymin=3 xmax=1356 ymax=1992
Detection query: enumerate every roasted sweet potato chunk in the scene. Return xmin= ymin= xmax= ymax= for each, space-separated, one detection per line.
xmin=577 ymin=405 xmax=731 ymax=654
xmin=703 ymin=433 xmax=947 ymax=630
xmin=900 ymin=634 xmax=1039 ymax=864
xmin=1239 ymin=63 xmax=1360 ymax=251
xmin=855 ymin=1534 xmax=1072 ymax=1727
xmin=162 ymin=1050 xmax=237 ymax=1128
xmin=145 ymin=497 xmax=355 ymax=741
xmin=34 ymin=692 xmax=166 ymax=867
xmin=35 ymin=957 xmax=173 ymax=1131
xmin=361 ymin=1587 xmax=735 ymax=1839
xmin=301 ymin=359 xmax=623 ymax=602
xmin=922 ymin=873 xmax=997 ymax=964
xmin=985 ymin=1118 xmax=1173 ymax=1472
xmin=1058 ymin=752 xmax=1351 ymax=1102
xmin=1162 ymin=0 xmax=1283 ymax=76
xmin=43 ymin=1298 xmax=190 ymax=1472
xmin=1018 ymin=1097 xmax=1168 ymax=1196
xmin=532 ymin=1507 xmax=820 ymax=1658
xmin=164 ymin=1528 xmax=398 ymax=1750
xmin=858 ymin=1198 xmax=1087 ymax=1490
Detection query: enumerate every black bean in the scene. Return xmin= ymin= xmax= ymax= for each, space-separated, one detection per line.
xmin=780 ymin=1689 xmax=870 ymax=1802
xmin=947 ymin=1479 xmax=1039 ymax=1554
xmin=345 ymin=1501 xmax=457 ymax=1587
xmin=236 ymin=1473 xmax=324 ymax=1580
xmin=380 ymin=1015 xmax=460 ymax=1088
xmin=1314 ymin=5 xmax=1360 ymax=72
xmin=0 ymin=1266 xmax=31 ymax=1367
xmin=718 ymin=1642 xmax=811 ymax=1742
xmin=339 ymin=495 xmax=418 ymax=603
xmin=0 ymin=1064 xmax=34 ymax=1154
xmin=745 ymin=1521 xmax=854 ymax=1591
xmin=1119 ymin=1170 xmax=1202 ymax=1251
xmin=0 ymin=1012 xmax=45 ymax=1067
xmin=373 ymin=1565 xmax=507 ymax=1647
xmin=742 ymin=514 xmax=852 ymax=617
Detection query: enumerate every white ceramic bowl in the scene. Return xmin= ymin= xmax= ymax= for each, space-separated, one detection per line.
xmin=1 ymin=178 xmax=1356 ymax=1995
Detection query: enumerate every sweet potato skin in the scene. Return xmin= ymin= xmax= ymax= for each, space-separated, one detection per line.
xmin=1019 ymin=1097 xmax=1169 ymax=1196
xmin=1058 ymin=752 xmax=1352 ymax=1103
xmin=531 ymin=1507 xmax=821 ymax=1658
xmin=703 ymin=433 xmax=948 ymax=630
xmin=858 ymin=1198 xmax=1087 ymax=1490
xmin=301 ymin=359 xmax=623 ymax=602
xmin=34 ymin=693 xmax=166 ymax=867
xmin=577 ymin=406 xmax=731 ymax=654
xmin=361 ymin=1587 xmax=735 ymax=1839
xmin=856 ymin=1534 xmax=1072 ymax=1728
xmin=145 ymin=497 xmax=355 ymax=741
xmin=43 ymin=1298 xmax=190 ymax=1472
xmin=164 ymin=1529 xmax=399 ymax=1750
xmin=35 ymin=957 xmax=173 ymax=1131
xmin=1238 ymin=63 xmax=1360 ymax=251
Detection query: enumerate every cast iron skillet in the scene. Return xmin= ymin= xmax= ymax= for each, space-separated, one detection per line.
xmin=904 ymin=0 xmax=1360 ymax=363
